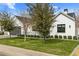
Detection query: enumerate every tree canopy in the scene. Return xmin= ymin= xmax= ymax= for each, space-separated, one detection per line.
xmin=26 ymin=3 xmax=55 ymax=40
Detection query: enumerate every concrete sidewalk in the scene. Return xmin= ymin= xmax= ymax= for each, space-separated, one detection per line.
xmin=71 ymin=45 xmax=79 ymax=56
xmin=0 ymin=44 xmax=56 ymax=56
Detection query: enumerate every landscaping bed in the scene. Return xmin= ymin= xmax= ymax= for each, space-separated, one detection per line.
xmin=0 ymin=37 xmax=79 ymax=56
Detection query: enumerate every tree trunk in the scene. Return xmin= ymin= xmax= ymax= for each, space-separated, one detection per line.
xmin=9 ymin=32 xmax=11 ymax=38
xmin=43 ymin=36 xmax=47 ymax=43
xmin=44 ymin=36 xmax=46 ymax=40
xmin=24 ymin=31 xmax=26 ymax=41
xmin=24 ymin=26 xmax=27 ymax=41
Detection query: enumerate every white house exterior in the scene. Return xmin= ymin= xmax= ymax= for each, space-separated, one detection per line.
xmin=13 ymin=12 xmax=77 ymax=37
xmin=12 ymin=16 xmax=39 ymax=36
xmin=0 ymin=9 xmax=79 ymax=38
xmin=50 ymin=13 xmax=76 ymax=37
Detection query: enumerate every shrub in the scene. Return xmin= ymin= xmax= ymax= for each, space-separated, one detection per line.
xmin=32 ymin=35 xmax=34 ymax=37
xmin=46 ymin=36 xmax=49 ymax=38
xmin=28 ymin=35 xmax=31 ymax=37
xmin=63 ymin=36 xmax=67 ymax=39
xmin=68 ymin=36 xmax=72 ymax=39
xmin=78 ymin=37 xmax=79 ymax=39
xmin=46 ymin=35 xmax=50 ymax=38
xmin=37 ymin=35 xmax=40 ymax=38
xmin=73 ymin=36 xmax=77 ymax=40
xmin=32 ymin=35 xmax=36 ymax=37
xmin=35 ymin=35 xmax=38 ymax=37
xmin=50 ymin=35 xmax=53 ymax=38
xmin=59 ymin=35 xmax=62 ymax=39
xmin=28 ymin=35 xmax=40 ymax=38
xmin=55 ymin=35 xmax=58 ymax=39
xmin=0 ymin=31 xmax=4 ymax=35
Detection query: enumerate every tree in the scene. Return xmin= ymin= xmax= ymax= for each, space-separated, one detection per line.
xmin=0 ymin=11 xmax=15 ymax=38
xmin=26 ymin=3 xmax=55 ymax=40
xmin=16 ymin=11 xmax=31 ymax=41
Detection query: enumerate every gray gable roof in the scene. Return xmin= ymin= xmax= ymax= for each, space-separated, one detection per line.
xmin=67 ymin=13 xmax=76 ymax=18
xmin=16 ymin=16 xmax=32 ymax=25
xmin=53 ymin=13 xmax=76 ymax=21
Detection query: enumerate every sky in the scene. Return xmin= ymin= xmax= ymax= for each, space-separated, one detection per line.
xmin=0 ymin=3 xmax=79 ymax=15
xmin=53 ymin=3 xmax=79 ymax=14
xmin=0 ymin=3 xmax=27 ymax=15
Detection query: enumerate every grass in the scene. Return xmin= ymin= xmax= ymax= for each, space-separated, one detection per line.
xmin=0 ymin=37 xmax=79 ymax=56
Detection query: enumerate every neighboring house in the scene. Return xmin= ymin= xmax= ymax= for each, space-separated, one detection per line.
xmin=50 ymin=9 xmax=76 ymax=37
xmin=0 ymin=9 xmax=79 ymax=38
xmin=10 ymin=16 xmax=39 ymax=36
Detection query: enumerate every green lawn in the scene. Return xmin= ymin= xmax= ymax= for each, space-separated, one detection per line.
xmin=0 ymin=37 xmax=79 ymax=56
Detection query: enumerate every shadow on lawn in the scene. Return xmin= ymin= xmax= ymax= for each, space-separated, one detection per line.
xmin=2 ymin=37 xmax=65 ymax=44
xmin=43 ymin=39 xmax=64 ymax=44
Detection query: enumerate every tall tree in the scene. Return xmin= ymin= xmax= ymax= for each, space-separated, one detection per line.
xmin=26 ymin=3 xmax=55 ymax=40
xmin=0 ymin=11 xmax=15 ymax=38
xmin=17 ymin=11 xmax=31 ymax=41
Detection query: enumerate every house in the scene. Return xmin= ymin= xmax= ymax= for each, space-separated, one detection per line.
xmin=0 ymin=9 xmax=79 ymax=39
xmin=10 ymin=15 xmax=39 ymax=36
xmin=50 ymin=9 xmax=77 ymax=37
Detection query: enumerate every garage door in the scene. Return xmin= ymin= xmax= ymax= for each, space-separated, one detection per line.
xmin=10 ymin=26 xmax=21 ymax=35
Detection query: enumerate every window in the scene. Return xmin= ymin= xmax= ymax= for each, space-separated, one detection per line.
xmin=57 ymin=24 xmax=65 ymax=33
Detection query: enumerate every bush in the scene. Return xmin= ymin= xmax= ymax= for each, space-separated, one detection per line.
xmin=0 ymin=31 xmax=4 ymax=35
xmin=35 ymin=35 xmax=40 ymax=38
xmin=68 ymin=36 xmax=72 ymax=39
xmin=27 ymin=35 xmax=41 ymax=38
xmin=59 ymin=35 xmax=62 ymax=39
xmin=27 ymin=35 xmax=31 ymax=37
xmin=32 ymin=35 xmax=35 ymax=37
xmin=37 ymin=35 xmax=40 ymax=38
xmin=78 ymin=37 xmax=79 ymax=39
xmin=63 ymin=36 xmax=67 ymax=39
xmin=50 ymin=35 xmax=53 ymax=38
xmin=55 ymin=35 xmax=58 ymax=39
xmin=73 ymin=36 xmax=77 ymax=40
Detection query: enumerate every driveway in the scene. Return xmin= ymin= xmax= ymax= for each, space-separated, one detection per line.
xmin=0 ymin=44 xmax=56 ymax=56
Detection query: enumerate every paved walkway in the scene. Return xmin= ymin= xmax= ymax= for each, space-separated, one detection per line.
xmin=0 ymin=44 xmax=55 ymax=56
xmin=71 ymin=45 xmax=79 ymax=56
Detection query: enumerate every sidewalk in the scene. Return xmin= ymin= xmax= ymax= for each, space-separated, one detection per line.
xmin=71 ymin=45 xmax=79 ymax=56
xmin=0 ymin=44 xmax=56 ymax=56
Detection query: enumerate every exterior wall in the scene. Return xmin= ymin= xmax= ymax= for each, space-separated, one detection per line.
xmin=0 ymin=26 xmax=9 ymax=35
xmin=27 ymin=25 xmax=39 ymax=35
xmin=20 ymin=14 xmax=75 ymax=36
xmin=77 ymin=28 xmax=79 ymax=36
xmin=50 ymin=14 xmax=75 ymax=36
xmin=14 ymin=17 xmax=24 ymax=35
xmin=14 ymin=17 xmax=39 ymax=35
xmin=0 ymin=15 xmax=76 ymax=37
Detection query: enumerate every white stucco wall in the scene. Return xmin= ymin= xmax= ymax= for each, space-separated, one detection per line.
xmin=13 ymin=14 xmax=76 ymax=36
xmin=14 ymin=17 xmax=24 ymax=35
xmin=26 ymin=25 xmax=39 ymax=35
xmin=14 ymin=17 xmax=39 ymax=35
xmin=50 ymin=14 xmax=75 ymax=36
xmin=77 ymin=28 xmax=79 ymax=35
